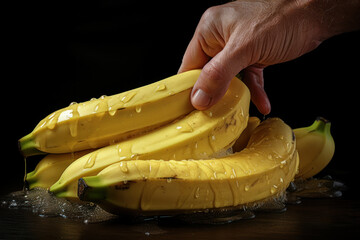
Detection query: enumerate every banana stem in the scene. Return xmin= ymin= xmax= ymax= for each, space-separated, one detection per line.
xmin=310 ymin=117 xmax=330 ymax=133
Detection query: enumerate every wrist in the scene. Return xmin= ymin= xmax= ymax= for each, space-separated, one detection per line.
xmin=299 ymin=0 xmax=360 ymax=39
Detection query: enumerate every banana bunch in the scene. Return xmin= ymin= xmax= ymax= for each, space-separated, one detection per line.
xmin=21 ymin=70 xmax=335 ymax=217
xmin=49 ymin=73 xmax=250 ymax=200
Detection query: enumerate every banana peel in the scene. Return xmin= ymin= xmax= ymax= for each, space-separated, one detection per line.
xmin=78 ymin=118 xmax=299 ymax=216
xmin=19 ymin=70 xmax=202 ymax=156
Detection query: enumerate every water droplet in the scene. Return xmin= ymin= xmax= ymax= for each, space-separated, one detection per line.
xmin=168 ymin=91 xmax=174 ymax=96
xmin=232 ymin=169 xmax=237 ymax=178
xmin=208 ymin=111 xmax=213 ymax=117
xmin=280 ymin=160 xmax=287 ymax=168
xmin=69 ymin=101 xmax=77 ymax=106
xmin=47 ymin=112 xmax=58 ymax=130
xmin=211 ymin=135 xmax=216 ymax=141
xmin=270 ymin=185 xmax=278 ymax=194
xmin=84 ymin=152 xmax=98 ymax=169
xmin=267 ymin=154 xmax=273 ymax=160
xmin=166 ymin=178 xmax=172 ymax=183
xmin=121 ymin=92 xmax=137 ymax=103
xmin=176 ymin=122 xmax=193 ymax=133
xmin=135 ymin=105 xmax=142 ymax=113
xmin=155 ymin=83 xmax=166 ymax=91
xmin=194 ymin=187 xmax=200 ymax=199
xmin=108 ymin=107 xmax=117 ymax=116
xmin=69 ymin=110 xmax=79 ymax=137
xmin=119 ymin=162 xmax=128 ymax=173
xmin=90 ymin=98 xmax=97 ymax=101
xmin=280 ymin=177 xmax=284 ymax=183
xmin=100 ymin=95 xmax=107 ymax=99
xmin=117 ymin=145 xmax=122 ymax=154
xmin=94 ymin=104 xmax=99 ymax=112
xmin=244 ymin=184 xmax=250 ymax=192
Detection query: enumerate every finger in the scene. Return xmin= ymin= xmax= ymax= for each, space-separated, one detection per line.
xmin=190 ymin=43 xmax=245 ymax=110
xmin=242 ymin=66 xmax=271 ymax=115
xmin=178 ymin=35 xmax=211 ymax=74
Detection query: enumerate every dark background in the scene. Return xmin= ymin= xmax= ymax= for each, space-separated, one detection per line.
xmin=3 ymin=0 xmax=360 ymax=199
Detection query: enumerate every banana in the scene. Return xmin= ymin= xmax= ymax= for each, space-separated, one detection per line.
xmin=232 ymin=116 xmax=261 ymax=152
xmin=50 ymin=76 xmax=250 ymax=200
xmin=294 ymin=117 xmax=335 ymax=179
xmin=19 ymin=70 xmax=202 ymax=156
xmin=25 ymin=150 xmax=92 ymax=190
xmin=78 ymin=118 xmax=298 ymax=216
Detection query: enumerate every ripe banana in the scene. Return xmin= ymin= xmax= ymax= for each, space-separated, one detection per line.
xmin=232 ymin=116 xmax=261 ymax=152
xmin=19 ymin=70 xmax=202 ymax=156
xmin=50 ymin=76 xmax=250 ymax=200
xmin=25 ymin=150 xmax=92 ymax=190
xmin=294 ymin=117 xmax=335 ymax=179
xmin=78 ymin=118 xmax=298 ymax=216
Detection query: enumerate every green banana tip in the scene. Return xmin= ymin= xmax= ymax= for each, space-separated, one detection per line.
xmin=18 ymin=133 xmax=46 ymax=157
xmin=78 ymin=177 xmax=106 ymax=202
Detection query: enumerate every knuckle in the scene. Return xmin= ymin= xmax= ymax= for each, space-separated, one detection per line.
xmin=202 ymin=62 xmax=226 ymax=85
xmin=201 ymin=6 xmax=221 ymax=21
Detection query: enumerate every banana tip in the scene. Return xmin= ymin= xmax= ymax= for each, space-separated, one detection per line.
xmin=77 ymin=178 xmax=88 ymax=201
xmin=77 ymin=178 xmax=107 ymax=202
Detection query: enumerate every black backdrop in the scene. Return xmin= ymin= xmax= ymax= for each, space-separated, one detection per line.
xmin=4 ymin=0 xmax=360 ymax=196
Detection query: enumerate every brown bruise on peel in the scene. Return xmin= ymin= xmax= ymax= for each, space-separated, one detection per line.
xmin=111 ymin=177 xmax=180 ymax=192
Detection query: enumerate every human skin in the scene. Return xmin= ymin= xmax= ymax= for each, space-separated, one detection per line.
xmin=178 ymin=0 xmax=360 ymax=115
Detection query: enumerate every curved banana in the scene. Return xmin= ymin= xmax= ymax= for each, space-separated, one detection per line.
xmin=50 ymin=76 xmax=250 ymax=200
xmin=25 ymin=150 xmax=92 ymax=190
xmin=77 ymin=118 xmax=298 ymax=216
xmin=232 ymin=116 xmax=261 ymax=152
xmin=19 ymin=70 xmax=202 ymax=156
xmin=294 ymin=117 xmax=335 ymax=179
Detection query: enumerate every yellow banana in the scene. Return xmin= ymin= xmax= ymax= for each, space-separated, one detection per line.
xmin=25 ymin=150 xmax=92 ymax=190
xmin=232 ymin=116 xmax=261 ymax=152
xmin=50 ymin=76 xmax=250 ymax=200
xmin=78 ymin=118 xmax=298 ymax=216
xmin=294 ymin=117 xmax=335 ymax=179
xmin=19 ymin=70 xmax=202 ymax=156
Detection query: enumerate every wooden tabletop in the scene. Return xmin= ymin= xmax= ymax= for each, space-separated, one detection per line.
xmin=1 ymin=193 xmax=359 ymax=240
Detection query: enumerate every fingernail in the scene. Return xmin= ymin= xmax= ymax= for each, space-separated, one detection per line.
xmin=192 ymin=89 xmax=211 ymax=109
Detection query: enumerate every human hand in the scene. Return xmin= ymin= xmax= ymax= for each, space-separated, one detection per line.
xmin=178 ymin=0 xmax=328 ymax=115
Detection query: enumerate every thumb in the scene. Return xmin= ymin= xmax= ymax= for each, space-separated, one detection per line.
xmin=191 ymin=44 xmax=244 ymax=110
